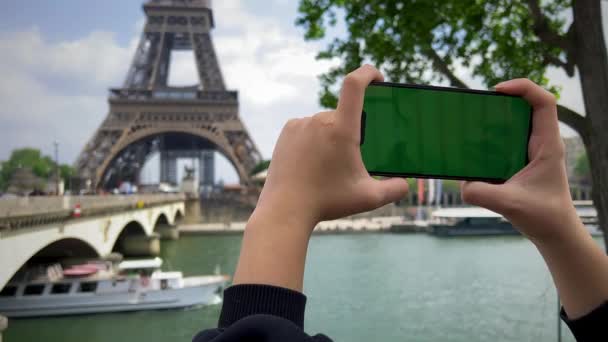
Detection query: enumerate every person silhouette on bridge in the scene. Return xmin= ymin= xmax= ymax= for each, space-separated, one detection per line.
xmin=193 ymin=65 xmax=607 ymax=342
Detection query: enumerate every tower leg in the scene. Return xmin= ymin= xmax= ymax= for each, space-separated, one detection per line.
xmin=160 ymin=151 xmax=178 ymax=185
xmin=199 ymin=150 xmax=214 ymax=194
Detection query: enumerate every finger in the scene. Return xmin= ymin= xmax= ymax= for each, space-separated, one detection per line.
xmin=494 ymin=79 xmax=559 ymax=139
xmin=336 ymin=64 xmax=384 ymax=133
xmin=363 ymin=177 xmax=409 ymax=209
xmin=461 ymin=181 xmax=517 ymax=216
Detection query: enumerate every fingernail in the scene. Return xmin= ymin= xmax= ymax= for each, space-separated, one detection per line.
xmin=493 ymin=81 xmax=507 ymax=89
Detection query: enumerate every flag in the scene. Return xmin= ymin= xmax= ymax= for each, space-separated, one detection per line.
xmin=417 ymin=178 xmax=425 ymax=205
xmin=435 ymin=179 xmax=443 ymax=207
xmin=427 ymin=179 xmax=435 ymax=205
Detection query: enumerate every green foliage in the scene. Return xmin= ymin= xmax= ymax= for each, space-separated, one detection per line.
xmin=59 ymin=164 xmax=76 ymax=185
xmin=296 ymin=0 xmax=572 ymax=106
xmin=250 ymin=159 xmax=271 ymax=176
xmin=574 ymin=152 xmax=590 ymax=180
xmin=442 ymin=179 xmax=461 ymax=193
xmin=407 ymin=178 xmax=416 ymax=192
xmin=0 ymin=148 xmax=75 ymax=191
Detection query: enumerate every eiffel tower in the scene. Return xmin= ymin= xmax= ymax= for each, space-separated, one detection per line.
xmin=75 ymin=0 xmax=262 ymax=191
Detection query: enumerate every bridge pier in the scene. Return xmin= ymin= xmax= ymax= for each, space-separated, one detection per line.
xmin=157 ymin=224 xmax=179 ymax=240
xmin=182 ymin=197 xmax=202 ymax=224
xmin=119 ymin=233 xmax=161 ymax=257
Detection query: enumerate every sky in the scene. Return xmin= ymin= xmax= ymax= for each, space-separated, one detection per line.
xmin=0 ymin=0 xmax=606 ymax=184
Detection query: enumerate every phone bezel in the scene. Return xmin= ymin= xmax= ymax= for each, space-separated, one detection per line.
xmin=360 ymin=81 xmax=533 ymax=184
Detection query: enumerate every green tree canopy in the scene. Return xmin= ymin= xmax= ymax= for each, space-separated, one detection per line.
xmin=296 ymin=0 xmax=586 ymax=134
xmin=574 ymin=152 xmax=590 ymax=182
xmin=296 ymin=0 xmax=608 ymax=246
xmin=250 ymin=159 xmax=271 ymax=176
xmin=0 ymin=148 xmax=75 ymax=191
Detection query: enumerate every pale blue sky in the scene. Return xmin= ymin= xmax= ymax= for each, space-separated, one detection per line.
xmin=1 ymin=1 xmax=140 ymax=44
xmin=0 ymin=1 xmax=604 ymax=184
xmin=0 ymin=0 xmax=335 ymax=183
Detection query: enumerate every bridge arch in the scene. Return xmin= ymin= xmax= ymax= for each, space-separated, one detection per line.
xmin=173 ymin=208 xmax=184 ymax=224
xmin=111 ymin=220 xmax=148 ymax=253
xmin=151 ymin=206 xmax=182 ymax=228
xmin=33 ymin=238 xmax=99 ymax=260
xmin=152 ymin=209 xmax=182 ymax=241
xmin=97 ymin=128 xmax=251 ymax=189
xmin=153 ymin=213 xmax=170 ymax=227
xmin=3 ymin=237 xmax=101 ymax=287
xmin=0 ymin=200 xmax=184 ymax=289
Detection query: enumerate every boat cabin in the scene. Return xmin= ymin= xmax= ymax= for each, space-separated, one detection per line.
xmin=0 ymin=257 xmax=183 ymax=300
xmin=431 ymin=207 xmax=505 ymax=226
xmin=430 ymin=207 xmax=517 ymax=236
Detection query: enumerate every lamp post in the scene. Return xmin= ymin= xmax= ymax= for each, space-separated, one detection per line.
xmin=54 ymin=141 xmax=60 ymax=196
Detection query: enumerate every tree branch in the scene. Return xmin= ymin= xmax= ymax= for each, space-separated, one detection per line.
xmin=425 ymin=48 xmax=469 ymax=88
xmin=526 ymin=0 xmax=577 ymax=76
xmin=526 ymin=0 xmax=571 ymax=50
xmin=543 ymin=54 xmax=575 ymax=77
xmin=557 ymin=104 xmax=588 ymax=139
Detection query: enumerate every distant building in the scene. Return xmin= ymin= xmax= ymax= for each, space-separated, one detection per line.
xmin=6 ymin=167 xmax=45 ymax=195
xmin=45 ymin=171 xmax=64 ymax=195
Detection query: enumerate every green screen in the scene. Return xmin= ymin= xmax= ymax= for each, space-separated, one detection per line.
xmin=360 ymin=83 xmax=531 ymax=181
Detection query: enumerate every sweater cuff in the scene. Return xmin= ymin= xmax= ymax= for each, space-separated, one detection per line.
xmin=218 ymin=284 xmax=307 ymax=329
xmin=561 ymin=302 xmax=608 ymax=341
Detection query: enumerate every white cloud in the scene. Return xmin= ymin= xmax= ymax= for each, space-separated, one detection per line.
xmin=167 ymin=50 xmax=199 ymax=86
xmin=0 ymin=28 xmax=138 ymax=164
xmin=208 ymin=0 xmax=338 ymax=181
xmin=2 ymin=0 xmax=595 ymax=184
xmin=0 ymin=28 xmax=136 ymax=92
xmin=0 ymin=0 xmax=335 ymax=185
xmin=212 ymin=0 xmax=337 ymax=107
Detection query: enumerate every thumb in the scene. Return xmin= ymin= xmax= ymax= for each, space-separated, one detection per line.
xmin=365 ymin=177 xmax=409 ymax=208
xmin=461 ymin=181 xmax=515 ymax=215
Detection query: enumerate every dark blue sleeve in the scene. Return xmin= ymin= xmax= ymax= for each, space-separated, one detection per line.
xmin=193 ymin=284 xmax=332 ymax=342
xmin=561 ymin=301 xmax=608 ymax=342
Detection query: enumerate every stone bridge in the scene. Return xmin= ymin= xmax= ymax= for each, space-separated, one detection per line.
xmin=0 ymin=194 xmax=187 ymax=289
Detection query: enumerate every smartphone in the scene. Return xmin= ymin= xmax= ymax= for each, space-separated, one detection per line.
xmin=360 ymin=82 xmax=532 ymax=183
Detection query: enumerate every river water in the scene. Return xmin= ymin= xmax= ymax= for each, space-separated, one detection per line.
xmin=7 ymin=233 xmax=593 ymax=342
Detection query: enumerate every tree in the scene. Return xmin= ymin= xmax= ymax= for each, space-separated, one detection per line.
xmin=0 ymin=148 xmax=75 ymax=192
xmin=250 ymin=160 xmax=271 ymax=176
xmin=575 ymin=152 xmax=591 ymax=184
xmin=297 ymin=0 xmax=608 ymax=248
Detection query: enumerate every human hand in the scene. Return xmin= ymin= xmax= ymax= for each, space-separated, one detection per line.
xmin=461 ymin=79 xmax=577 ymax=243
xmin=255 ymin=65 xmax=408 ymax=231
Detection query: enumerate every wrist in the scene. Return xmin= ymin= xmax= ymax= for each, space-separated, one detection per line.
xmin=253 ymin=192 xmax=320 ymax=234
xmin=529 ymin=210 xmax=608 ymax=319
xmin=509 ymin=194 xmax=584 ymax=246
xmin=529 ymin=207 xmax=589 ymax=250
xmin=233 ymin=205 xmax=315 ymax=292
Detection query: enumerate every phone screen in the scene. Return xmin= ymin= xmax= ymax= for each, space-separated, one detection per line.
xmin=360 ymin=82 xmax=532 ymax=182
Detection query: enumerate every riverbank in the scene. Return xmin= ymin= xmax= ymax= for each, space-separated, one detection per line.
xmin=179 ymin=216 xmax=427 ymax=235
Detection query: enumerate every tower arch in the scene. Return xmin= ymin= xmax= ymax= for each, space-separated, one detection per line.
xmin=74 ymin=0 xmax=262 ymax=190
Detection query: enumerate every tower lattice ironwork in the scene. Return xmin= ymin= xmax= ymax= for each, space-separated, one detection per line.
xmin=75 ymin=0 xmax=262 ymax=190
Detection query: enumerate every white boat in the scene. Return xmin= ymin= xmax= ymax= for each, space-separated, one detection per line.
xmin=429 ymin=207 xmax=518 ymax=236
xmin=0 ymin=257 xmax=229 ymax=318
xmin=429 ymin=204 xmax=603 ymax=237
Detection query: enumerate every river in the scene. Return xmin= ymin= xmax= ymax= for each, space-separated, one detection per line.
xmin=7 ymin=233 xmax=591 ymax=342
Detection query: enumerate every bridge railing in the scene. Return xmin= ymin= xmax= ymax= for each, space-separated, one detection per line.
xmin=0 ymin=194 xmax=186 ymax=230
